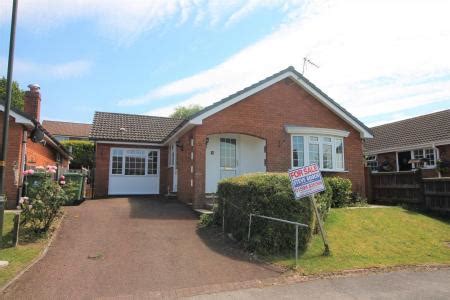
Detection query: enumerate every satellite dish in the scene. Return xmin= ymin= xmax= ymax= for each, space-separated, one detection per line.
xmin=30 ymin=127 xmax=44 ymax=143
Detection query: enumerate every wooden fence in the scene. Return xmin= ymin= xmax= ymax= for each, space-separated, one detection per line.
xmin=369 ymin=171 xmax=423 ymax=204
xmin=423 ymin=178 xmax=450 ymax=213
xmin=369 ymin=171 xmax=450 ymax=213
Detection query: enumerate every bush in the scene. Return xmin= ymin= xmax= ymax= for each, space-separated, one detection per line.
xmin=198 ymin=213 xmax=214 ymax=227
xmin=60 ymin=140 xmax=94 ymax=169
xmin=326 ymin=177 xmax=353 ymax=208
xmin=20 ymin=173 xmax=67 ymax=233
xmin=216 ymin=173 xmax=316 ymax=255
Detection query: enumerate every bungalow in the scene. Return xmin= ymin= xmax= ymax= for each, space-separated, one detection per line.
xmin=364 ymin=109 xmax=450 ymax=177
xmin=1 ymin=84 xmax=71 ymax=208
xmin=42 ymin=120 xmax=92 ymax=142
xmin=90 ymin=66 xmax=373 ymax=208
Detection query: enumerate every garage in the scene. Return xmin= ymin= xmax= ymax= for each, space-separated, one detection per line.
xmin=108 ymin=147 xmax=160 ymax=195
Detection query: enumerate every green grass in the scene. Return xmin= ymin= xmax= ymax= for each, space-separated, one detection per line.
xmin=274 ymin=207 xmax=450 ymax=274
xmin=0 ymin=213 xmax=47 ymax=287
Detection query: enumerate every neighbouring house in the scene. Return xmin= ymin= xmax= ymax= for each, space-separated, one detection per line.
xmin=42 ymin=120 xmax=92 ymax=141
xmin=364 ymin=109 xmax=450 ymax=177
xmin=0 ymin=84 xmax=72 ymax=208
xmin=90 ymin=66 xmax=373 ymax=208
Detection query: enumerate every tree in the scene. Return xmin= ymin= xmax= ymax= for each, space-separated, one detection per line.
xmin=170 ymin=104 xmax=203 ymax=119
xmin=0 ymin=77 xmax=24 ymax=110
xmin=60 ymin=140 xmax=94 ymax=169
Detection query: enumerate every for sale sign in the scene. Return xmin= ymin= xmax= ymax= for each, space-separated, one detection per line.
xmin=288 ymin=163 xmax=325 ymax=199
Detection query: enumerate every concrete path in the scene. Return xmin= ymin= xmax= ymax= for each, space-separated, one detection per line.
xmin=2 ymin=197 xmax=280 ymax=299
xmin=189 ymin=268 xmax=450 ymax=300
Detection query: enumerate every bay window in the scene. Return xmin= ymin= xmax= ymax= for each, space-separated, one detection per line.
xmin=291 ymin=135 xmax=345 ymax=171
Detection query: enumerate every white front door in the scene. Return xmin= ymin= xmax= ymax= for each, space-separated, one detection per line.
xmin=220 ymin=137 xmax=238 ymax=180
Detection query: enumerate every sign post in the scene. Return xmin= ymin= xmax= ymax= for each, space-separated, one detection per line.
xmin=288 ymin=163 xmax=330 ymax=255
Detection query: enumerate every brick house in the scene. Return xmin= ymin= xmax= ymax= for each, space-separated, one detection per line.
xmin=42 ymin=120 xmax=92 ymax=142
xmin=1 ymin=84 xmax=71 ymax=208
xmin=364 ymin=109 xmax=450 ymax=177
xmin=90 ymin=67 xmax=373 ymax=208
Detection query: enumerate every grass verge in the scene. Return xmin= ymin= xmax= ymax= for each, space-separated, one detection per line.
xmin=0 ymin=213 xmax=50 ymax=287
xmin=273 ymin=207 xmax=450 ymax=274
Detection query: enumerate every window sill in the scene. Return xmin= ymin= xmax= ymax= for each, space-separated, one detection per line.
xmin=321 ymin=169 xmax=348 ymax=173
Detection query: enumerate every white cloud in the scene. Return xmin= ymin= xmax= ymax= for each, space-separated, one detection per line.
xmin=135 ymin=0 xmax=450 ymax=120
xmin=0 ymin=57 xmax=92 ymax=79
xmin=0 ymin=0 xmax=296 ymax=45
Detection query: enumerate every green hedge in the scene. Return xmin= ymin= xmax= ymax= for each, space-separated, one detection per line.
xmin=326 ymin=177 xmax=353 ymax=207
xmin=215 ymin=173 xmax=316 ymax=255
xmin=60 ymin=140 xmax=94 ymax=169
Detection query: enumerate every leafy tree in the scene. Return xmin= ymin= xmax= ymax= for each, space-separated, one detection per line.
xmin=0 ymin=77 xmax=24 ymax=110
xmin=60 ymin=140 xmax=94 ymax=169
xmin=170 ymin=104 xmax=203 ymax=119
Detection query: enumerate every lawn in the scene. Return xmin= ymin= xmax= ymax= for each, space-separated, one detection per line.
xmin=274 ymin=207 xmax=450 ymax=274
xmin=0 ymin=213 xmax=47 ymax=287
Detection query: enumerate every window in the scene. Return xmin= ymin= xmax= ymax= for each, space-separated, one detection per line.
xmin=411 ymin=148 xmax=436 ymax=168
xmin=148 ymin=151 xmax=158 ymax=175
xmin=111 ymin=149 xmax=159 ymax=176
xmin=291 ymin=135 xmax=345 ymax=171
xmin=168 ymin=143 xmax=175 ymax=167
xmin=292 ymin=136 xmax=304 ymax=167
xmin=220 ymin=138 xmax=236 ymax=169
xmin=366 ymin=155 xmax=378 ymax=171
xmin=125 ymin=150 xmax=146 ymax=175
xmin=111 ymin=149 xmax=123 ymax=174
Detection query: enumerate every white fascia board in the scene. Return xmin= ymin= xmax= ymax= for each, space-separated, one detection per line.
xmin=0 ymin=104 xmax=34 ymax=126
xmin=188 ymin=71 xmax=373 ymax=139
xmin=164 ymin=122 xmax=196 ymax=145
xmin=365 ymin=139 xmax=450 ymax=155
xmin=285 ymin=126 xmax=350 ymax=137
xmin=96 ymin=140 xmax=163 ymax=147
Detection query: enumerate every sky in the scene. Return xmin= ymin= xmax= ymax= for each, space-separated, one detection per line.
xmin=0 ymin=0 xmax=449 ymax=127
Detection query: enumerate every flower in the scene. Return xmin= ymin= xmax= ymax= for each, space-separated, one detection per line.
xmin=28 ymin=169 xmax=35 ymax=175
xmin=47 ymin=165 xmax=57 ymax=170
xmin=60 ymin=180 xmax=66 ymax=185
xmin=36 ymin=166 xmax=45 ymax=170
xmin=28 ymin=205 xmax=33 ymax=209
xmin=60 ymin=175 xmax=65 ymax=180
xmin=19 ymin=197 xmax=25 ymax=204
xmin=48 ymin=169 xmax=57 ymax=174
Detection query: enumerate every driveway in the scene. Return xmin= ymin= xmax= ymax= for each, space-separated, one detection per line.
xmin=3 ymin=197 xmax=281 ymax=299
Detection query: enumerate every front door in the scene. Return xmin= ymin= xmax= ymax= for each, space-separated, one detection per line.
xmin=220 ymin=137 xmax=238 ymax=179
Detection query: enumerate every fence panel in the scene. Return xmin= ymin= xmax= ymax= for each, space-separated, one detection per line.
xmin=370 ymin=171 xmax=423 ymax=204
xmin=423 ymin=178 xmax=450 ymax=213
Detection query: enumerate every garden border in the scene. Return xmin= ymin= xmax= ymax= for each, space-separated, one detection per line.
xmin=0 ymin=211 xmax=66 ymax=293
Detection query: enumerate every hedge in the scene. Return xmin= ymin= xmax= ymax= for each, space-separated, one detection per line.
xmin=326 ymin=177 xmax=353 ymax=207
xmin=215 ymin=173 xmax=316 ymax=255
xmin=60 ymin=140 xmax=94 ymax=169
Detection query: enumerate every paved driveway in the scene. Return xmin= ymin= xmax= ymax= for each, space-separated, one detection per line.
xmin=3 ymin=197 xmax=280 ymax=299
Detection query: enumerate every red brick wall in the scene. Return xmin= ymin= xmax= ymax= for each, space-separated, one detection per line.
xmin=176 ymin=129 xmax=196 ymax=204
xmin=0 ymin=114 xmax=24 ymax=208
xmin=177 ymin=78 xmax=367 ymax=207
xmin=26 ymin=138 xmax=57 ymax=167
xmin=93 ymin=143 xmax=168 ymax=198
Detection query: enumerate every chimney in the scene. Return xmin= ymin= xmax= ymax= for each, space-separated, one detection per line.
xmin=24 ymin=83 xmax=41 ymax=121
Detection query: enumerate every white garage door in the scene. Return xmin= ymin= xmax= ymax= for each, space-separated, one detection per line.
xmin=108 ymin=148 xmax=160 ymax=195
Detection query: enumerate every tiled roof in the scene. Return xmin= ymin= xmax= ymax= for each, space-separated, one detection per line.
xmin=42 ymin=120 xmax=92 ymax=138
xmin=364 ymin=109 xmax=450 ymax=153
xmin=90 ymin=111 xmax=184 ymax=143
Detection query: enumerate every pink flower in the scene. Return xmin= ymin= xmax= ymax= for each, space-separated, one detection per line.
xmin=60 ymin=175 xmax=65 ymax=180
xmin=47 ymin=165 xmax=57 ymax=170
xmin=19 ymin=198 xmax=25 ymax=204
xmin=28 ymin=169 xmax=35 ymax=175
xmin=48 ymin=169 xmax=57 ymax=174
xmin=60 ymin=181 xmax=66 ymax=185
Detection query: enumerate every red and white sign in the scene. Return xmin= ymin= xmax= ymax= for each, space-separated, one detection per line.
xmin=288 ymin=163 xmax=325 ymax=199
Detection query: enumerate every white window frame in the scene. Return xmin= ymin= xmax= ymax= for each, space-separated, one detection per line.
xmin=366 ymin=155 xmax=378 ymax=172
xmin=110 ymin=148 xmax=160 ymax=177
xmin=411 ymin=148 xmax=436 ymax=169
xmin=168 ymin=143 xmax=176 ymax=167
xmin=291 ymin=134 xmax=345 ymax=172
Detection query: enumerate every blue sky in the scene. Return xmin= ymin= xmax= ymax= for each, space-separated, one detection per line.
xmin=1 ymin=0 xmax=449 ymax=127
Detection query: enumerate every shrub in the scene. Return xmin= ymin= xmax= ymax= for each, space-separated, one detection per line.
xmin=216 ymin=173 xmax=316 ymax=255
xmin=198 ymin=213 xmax=214 ymax=227
xmin=326 ymin=177 xmax=353 ymax=207
xmin=20 ymin=172 xmax=67 ymax=233
xmin=60 ymin=140 xmax=94 ymax=169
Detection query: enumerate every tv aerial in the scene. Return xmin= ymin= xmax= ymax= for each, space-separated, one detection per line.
xmin=302 ymin=57 xmax=319 ymax=75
